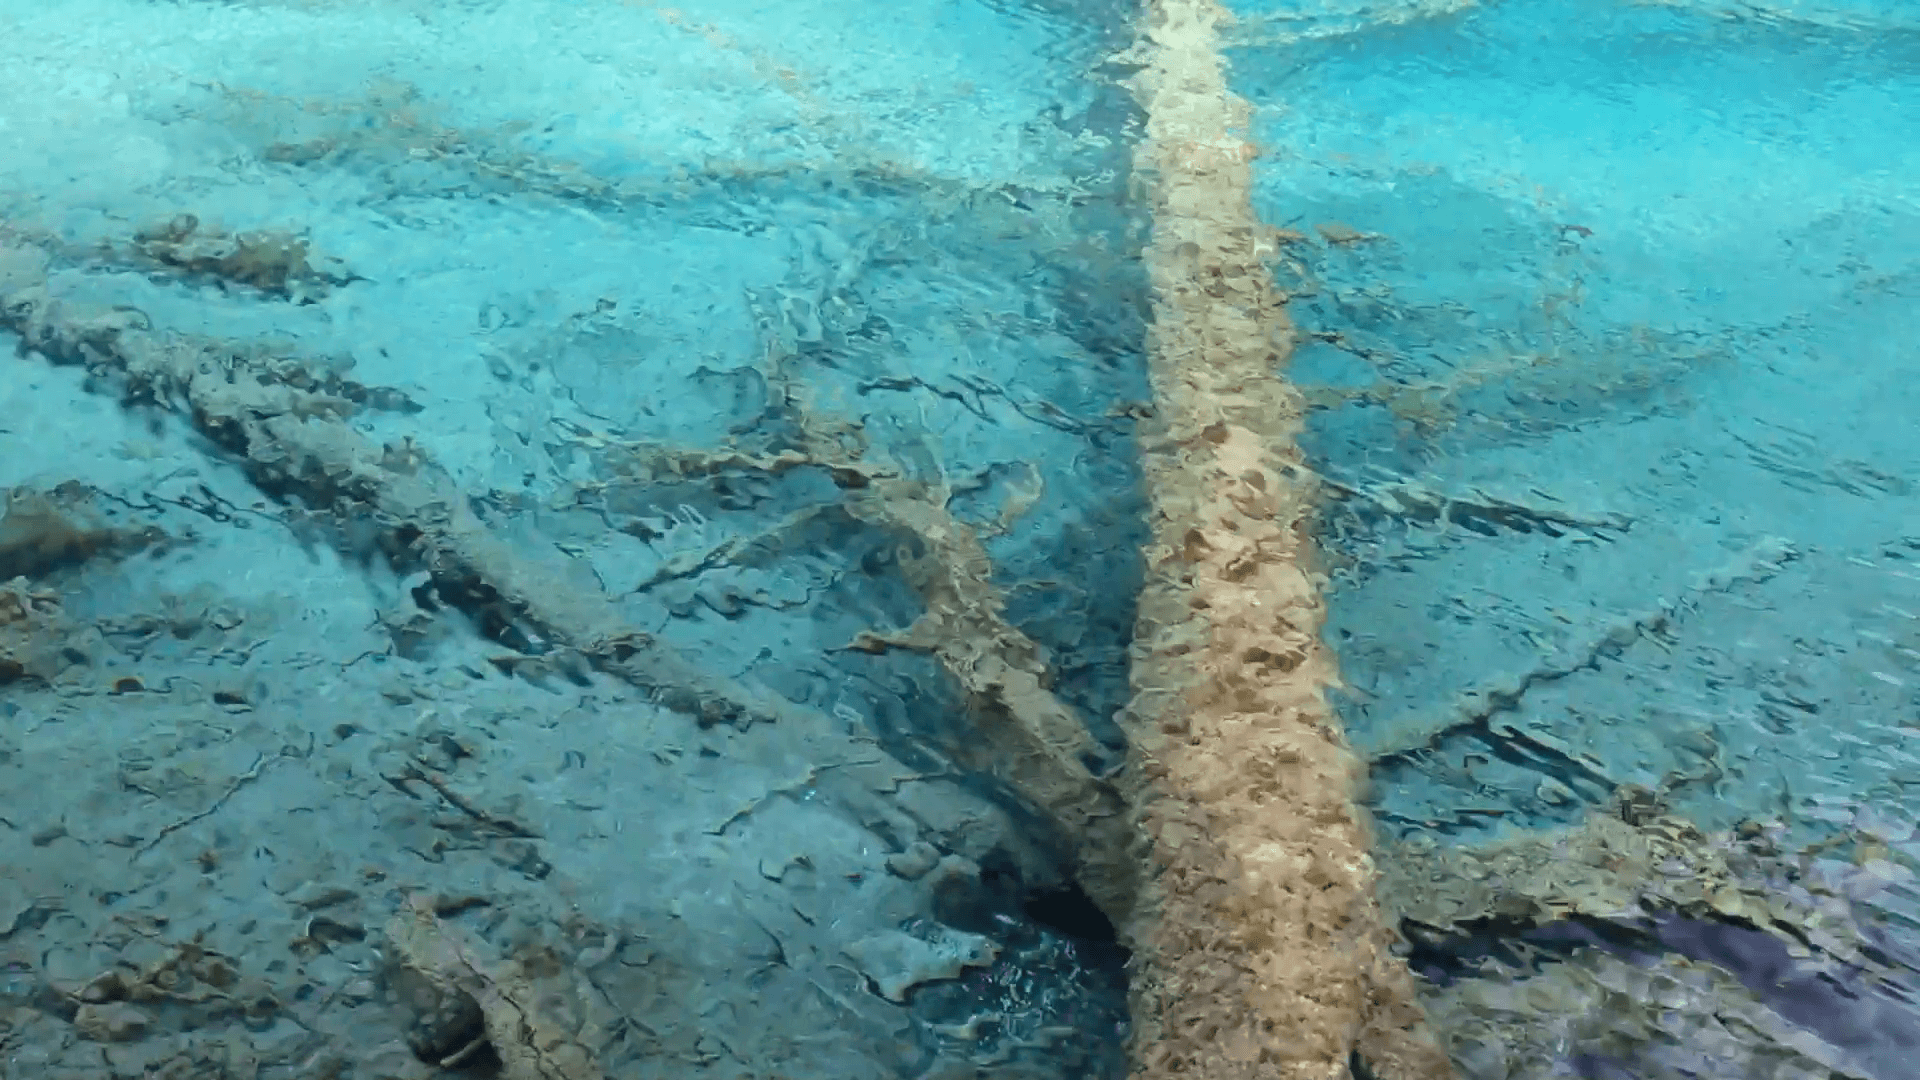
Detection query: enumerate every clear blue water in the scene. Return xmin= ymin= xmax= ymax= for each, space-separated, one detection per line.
xmin=0 ymin=0 xmax=1914 ymax=1076
xmin=1236 ymin=1 xmax=1920 ymax=1074
xmin=1239 ymin=0 xmax=1920 ymax=853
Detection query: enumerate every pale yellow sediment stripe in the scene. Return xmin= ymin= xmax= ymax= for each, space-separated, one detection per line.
xmin=1113 ymin=2 xmax=1453 ymax=1077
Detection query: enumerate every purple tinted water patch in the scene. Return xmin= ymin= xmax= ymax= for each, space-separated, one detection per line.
xmin=1651 ymin=914 xmax=1920 ymax=1078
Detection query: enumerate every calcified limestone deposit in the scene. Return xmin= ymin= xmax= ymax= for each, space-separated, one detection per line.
xmin=1110 ymin=2 xmax=1451 ymax=1077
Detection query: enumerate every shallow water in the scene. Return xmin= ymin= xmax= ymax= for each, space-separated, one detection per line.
xmin=0 ymin=0 xmax=1914 ymax=1077
xmin=1239 ymin=1 xmax=1920 ymax=1075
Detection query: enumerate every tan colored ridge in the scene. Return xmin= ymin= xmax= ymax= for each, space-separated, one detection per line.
xmin=1115 ymin=2 xmax=1451 ymax=1077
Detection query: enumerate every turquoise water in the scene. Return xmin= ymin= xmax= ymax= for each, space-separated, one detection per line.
xmin=1241 ymin=0 xmax=1920 ymax=856
xmin=0 ymin=0 xmax=1914 ymax=1076
xmin=1235 ymin=1 xmax=1920 ymax=1074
